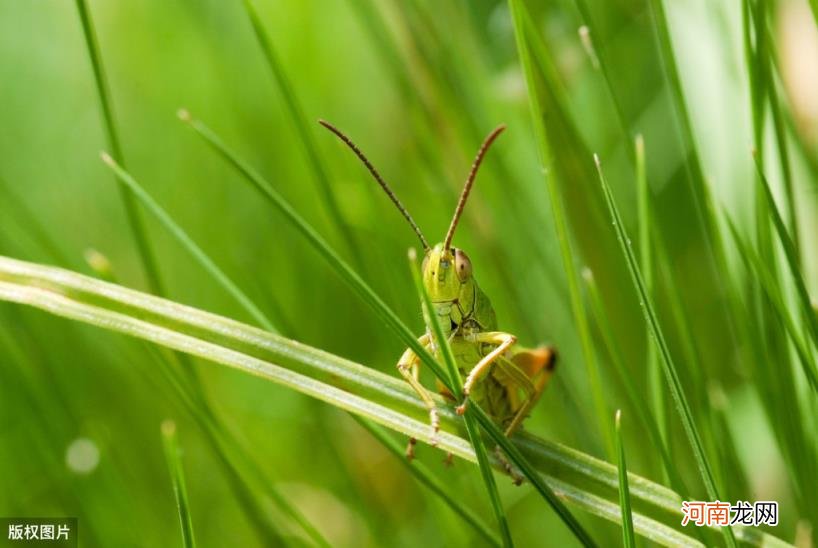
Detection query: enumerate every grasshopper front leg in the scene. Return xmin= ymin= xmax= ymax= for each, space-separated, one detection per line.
xmin=396 ymin=333 xmax=439 ymax=459
xmin=455 ymin=331 xmax=517 ymax=415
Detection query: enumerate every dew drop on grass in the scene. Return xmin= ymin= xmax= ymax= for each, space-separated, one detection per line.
xmin=66 ymin=438 xmax=100 ymax=475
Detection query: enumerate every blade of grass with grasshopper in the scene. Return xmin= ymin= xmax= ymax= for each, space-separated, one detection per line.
xmin=318 ymin=121 xmax=558 ymax=476
xmin=0 ymin=255 xmax=794 ymax=547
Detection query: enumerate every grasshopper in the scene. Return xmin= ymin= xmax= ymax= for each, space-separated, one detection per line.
xmin=320 ymin=121 xmax=557 ymax=479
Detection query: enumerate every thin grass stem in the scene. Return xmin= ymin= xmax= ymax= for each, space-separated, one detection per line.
xmin=615 ymin=411 xmax=635 ymax=548
xmin=595 ymin=155 xmax=737 ymax=548
xmin=160 ymin=420 xmax=197 ymax=548
xmin=73 ymin=0 xmax=163 ymax=294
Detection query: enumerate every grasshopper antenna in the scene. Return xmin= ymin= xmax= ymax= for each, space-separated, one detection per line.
xmin=443 ymin=124 xmax=506 ymax=251
xmin=319 ymin=119 xmax=430 ymax=250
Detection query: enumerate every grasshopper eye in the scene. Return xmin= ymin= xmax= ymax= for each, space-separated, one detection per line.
xmin=454 ymin=249 xmax=472 ymax=281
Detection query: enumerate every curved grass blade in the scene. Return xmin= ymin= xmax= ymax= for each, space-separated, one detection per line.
xmin=723 ymin=215 xmax=818 ymax=392
xmin=764 ymin=42 xmax=800 ymax=261
xmin=753 ymin=155 xmax=818 ymax=365
xmin=73 ymin=0 xmax=162 ymax=294
xmin=644 ymin=0 xmax=713 ymax=241
xmin=177 ymin=110 xmax=408 ymax=351
xmin=100 ymin=153 xmax=277 ymax=334
xmin=508 ymin=0 xmax=612 ymax=461
xmin=238 ymin=0 xmax=363 ymax=270
xmin=0 ymin=255 xmax=793 ymax=548
xmin=0 ymin=265 xmax=590 ymax=547
xmin=161 ymin=420 xmax=197 ymax=548
xmin=635 ymin=136 xmax=667 ymax=448
xmin=594 ymin=155 xmax=737 ymax=548
xmin=615 ymin=411 xmax=635 ymax=548
xmin=582 ymin=269 xmax=687 ymax=499
xmin=177 ymin=111 xmax=595 ymax=546
xmin=408 ymin=249 xmax=514 ymax=548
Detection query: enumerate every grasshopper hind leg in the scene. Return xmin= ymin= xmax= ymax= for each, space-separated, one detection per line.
xmin=496 ymin=345 xmax=558 ymax=484
xmin=503 ymin=345 xmax=557 ymax=439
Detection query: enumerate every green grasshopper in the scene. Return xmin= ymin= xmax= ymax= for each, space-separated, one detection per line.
xmin=320 ymin=121 xmax=557 ymax=477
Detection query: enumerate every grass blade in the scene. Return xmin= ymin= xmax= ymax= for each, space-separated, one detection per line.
xmin=644 ymin=0 xmax=712 ymax=238
xmin=160 ymin=420 xmax=197 ymax=548
xmin=73 ymin=0 xmax=162 ymax=294
xmin=723 ymin=215 xmax=818 ymax=392
xmin=615 ymin=411 xmax=635 ymax=548
xmin=408 ymin=248 xmax=514 ymax=548
xmin=100 ymin=152 xmax=277 ymax=334
xmin=753 ymin=155 xmax=818 ymax=360
xmin=177 ymin=110 xmax=408 ymax=350
xmin=508 ymin=0 xmax=612 ymax=462
xmin=765 ymin=47 xmax=800 ymax=261
xmin=645 ymin=0 xmax=740 ymax=359
xmin=238 ymin=0 xmax=363 ymax=269
xmin=594 ymin=155 xmax=737 ymax=548
xmin=635 ymin=135 xmax=668 ymax=452
xmin=582 ymin=269 xmax=687 ymax=494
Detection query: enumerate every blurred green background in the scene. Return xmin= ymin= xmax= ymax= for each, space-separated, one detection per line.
xmin=1 ymin=0 xmax=817 ymax=546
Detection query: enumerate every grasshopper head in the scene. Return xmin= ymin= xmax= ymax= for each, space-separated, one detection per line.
xmin=319 ymin=120 xmax=504 ymax=329
xmin=422 ymin=243 xmax=474 ymax=328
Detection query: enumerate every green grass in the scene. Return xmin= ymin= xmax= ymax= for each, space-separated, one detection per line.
xmin=0 ymin=255 xmax=791 ymax=547
xmin=160 ymin=420 xmax=197 ymax=548
xmin=74 ymin=0 xmax=163 ymax=295
xmin=1 ymin=0 xmax=816 ymax=546
xmin=614 ymin=411 xmax=635 ymax=548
